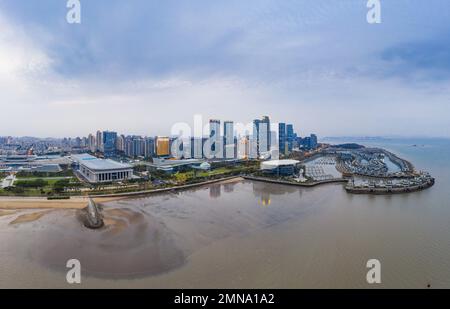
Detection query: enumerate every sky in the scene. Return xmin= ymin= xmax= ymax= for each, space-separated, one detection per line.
xmin=0 ymin=0 xmax=449 ymax=138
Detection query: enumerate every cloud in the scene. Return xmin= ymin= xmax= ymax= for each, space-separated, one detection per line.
xmin=0 ymin=13 xmax=51 ymax=79
xmin=0 ymin=0 xmax=450 ymax=138
xmin=380 ymin=35 xmax=450 ymax=81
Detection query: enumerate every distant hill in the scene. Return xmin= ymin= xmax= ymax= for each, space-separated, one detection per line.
xmin=333 ymin=143 xmax=365 ymax=150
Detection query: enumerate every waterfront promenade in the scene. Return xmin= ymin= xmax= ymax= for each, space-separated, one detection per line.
xmin=0 ymin=176 xmax=242 ymax=209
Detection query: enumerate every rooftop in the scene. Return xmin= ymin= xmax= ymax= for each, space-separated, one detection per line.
xmin=151 ymin=158 xmax=204 ymax=168
xmin=261 ymin=159 xmax=300 ymax=168
xmin=72 ymin=154 xmax=132 ymax=171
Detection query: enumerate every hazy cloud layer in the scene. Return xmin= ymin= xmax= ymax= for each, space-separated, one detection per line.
xmin=0 ymin=0 xmax=449 ymax=137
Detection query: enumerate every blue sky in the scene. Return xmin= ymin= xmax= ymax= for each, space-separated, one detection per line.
xmin=0 ymin=0 xmax=449 ymax=137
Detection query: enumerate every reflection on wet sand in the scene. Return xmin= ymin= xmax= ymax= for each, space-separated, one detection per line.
xmin=252 ymin=180 xmax=304 ymax=206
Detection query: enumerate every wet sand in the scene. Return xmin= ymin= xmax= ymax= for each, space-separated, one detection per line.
xmin=0 ymin=177 xmax=243 ymax=210
xmin=10 ymin=206 xmax=187 ymax=279
xmin=0 ymin=209 xmax=18 ymax=216
xmin=9 ymin=210 xmax=54 ymax=225
xmin=0 ymin=197 xmax=122 ymax=210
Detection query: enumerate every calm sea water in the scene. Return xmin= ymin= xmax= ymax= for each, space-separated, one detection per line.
xmin=0 ymin=138 xmax=449 ymax=288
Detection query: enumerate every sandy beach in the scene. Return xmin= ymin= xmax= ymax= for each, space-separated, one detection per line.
xmin=0 ymin=196 xmax=121 ymax=210
xmin=0 ymin=177 xmax=244 ymax=210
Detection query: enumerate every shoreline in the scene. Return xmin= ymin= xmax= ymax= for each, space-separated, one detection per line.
xmin=0 ymin=196 xmax=123 ymax=210
xmin=0 ymin=171 xmax=436 ymax=210
xmin=0 ymin=176 xmax=243 ymax=210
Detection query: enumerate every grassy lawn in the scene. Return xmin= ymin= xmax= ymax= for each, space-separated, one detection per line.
xmin=15 ymin=177 xmax=75 ymax=186
xmin=173 ymin=165 xmax=258 ymax=183
xmin=0 ymin=176 xmax=83 ymax=196
xmin=0 ymin=187 xmax=44 ymax=196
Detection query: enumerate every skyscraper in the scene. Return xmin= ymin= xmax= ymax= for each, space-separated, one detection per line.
xmin=156 ymin=136 xmax=170 ymax=157
xmin=224 ymin=121 xmax=235 ymax=159
xmin=190 ymin=137 xmax=204 ymax=159
xmin=310 ymin=134 xmax=318 ymax=149
xmin=237 ymin=136 xmax=250 ymax=159
xmin=96 ymin=130 xmax=103 ymax=152
xmin=116 ymin=134 xmax=125 ymax=152
xmin=253 ymin=116 xmax=271 ymax=157
xmin=278 ymin=123 xmax=286 ymax=156
xmin=88 ymin=134 xmax=96 ymax=153
xmin=209 ymin=119 xmax=221 ymax=158
xmin=287 ymin=124 xmax=294 ymax=153
xmin=124 ymin=136 xmax=133 ymax=157
xmin=144 ymin=137 xmax=155 ymax=158
xmin=132 ymin=136 xmax=145 ymax=157
xmin=103 ymin=131 xmax=117 ymax=156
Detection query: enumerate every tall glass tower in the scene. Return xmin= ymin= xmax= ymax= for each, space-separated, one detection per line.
xmin=279 ymin=123 xmax=286 ymax=156
xmin=102 ymin=131 xmax=117 ymax=156
xmin=209 ymin=119 xmax=221 ymax=157
xmin=224 ymin=121 xmax=234 ymax=159
xmin=253 ymin=116 xmax=271 ymax=157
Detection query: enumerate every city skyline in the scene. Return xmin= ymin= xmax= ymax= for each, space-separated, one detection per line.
xmin=0 ymin=116 xmax=315 ymax=140
xmin=1 ymin=1 xmax=450 ymax=137
xmin=1 ymin=115 xmax=320 ymax=161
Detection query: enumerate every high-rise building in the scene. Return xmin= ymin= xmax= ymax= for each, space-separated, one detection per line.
xmin=144 ymin=137 xmax=155 ymax=158
xmin=124 ymin=136 xmax=133 ymax=157
xmin=96 ymin=130 xmax=103 ymax=152
xmin=190 ymin=137 xmax=204 ymax=159
xmin=116 ymin=135 xmax=125 ymax=152
xmin=237 ymin=136 xmax=250 ymax=159
xmin=180 ymin=138 xmax=191 ymax=159
xmin=299 ymin=134 xmax=318 ymax=150
xmin=253 ymin=116 xmax=271 ymax=157
xmin=310 ymin=134 xmax=318 ymax=149
xmin=156 ymin=136 xmax=170 ymax=157
xmin=132 ymin=136 xmax=145 ymax=157
xmin=103 ymin=131 xmax=117 ymax=156
xmin=74 ymin=137 xmax=82 ymax=148
xmin=278 ymin=123 xmax=286 ymax=156
xmin=287 ymin=124 xmax=294 ymax=153
xmin=81 ymin=137 xmax=88 ymax=148
xmin=169 ymin=137 xmax=181 ymax=158
xmin=224 ymin=121 xmax=235 ymax=159
xmin=209 ymin=119 xmax=221 ymax=158
xmin=88 ymin=134 xmax=96 ymax=152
